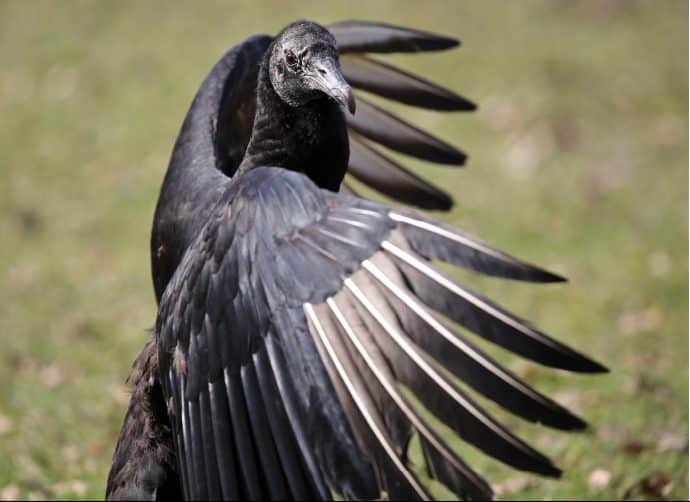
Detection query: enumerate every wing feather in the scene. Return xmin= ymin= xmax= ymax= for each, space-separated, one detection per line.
xmin=208 ymin=380 xmax=240 ymax=499
xmin=263 ymin=335 xmax=331 ymax=499
xmin=187 ymin=399 xmax=208 ymax=498
xmin=383 ymin=237 xmax=607 ymax=373
xmin=331 ymin=20 xmax=459 ymax=53
xmin=157 ymin=167 xmax=606 ymax=500
xmin=304 ymin=303 xmax=429 ymax=500
xmin=342 ymin=55 xmax=476 ymax=111
xmin=325 ymin=297 xmax=493 ymax=500
xmin=252 ymin=346 xmax=316 ymax=499
xmin=240 ymin=363 xmax=290 ymax=499
xmin=348 ymin=135 xmax=453 ymax=210
xmin=224 ymin=368 xmax=264 ymax=499
xmin=343 ymin=275 xmax=561 ymax=477
xmin=390 ymin=211 xmax=567 ymax=282
xmin=198 ymin=388 xmax=222 ymax=499
xmin=348 ymin=97 xmax=466 ymax=165
xmin=363 ymin=255 xmax=587 ymax=429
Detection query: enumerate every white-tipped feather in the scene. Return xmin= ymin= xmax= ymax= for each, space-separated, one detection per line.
xmin=326 ymin=297 xmax=487 ymax=488
xmin=344 ymin=278 xmax=537 ymax=456
xmin=381 ymin=240 xmax=564 ymax=351
xmin=389 ymin=211 xmax=518 ymax=263
xmin=362 ymin=259 xmax=554 ymax=406
xmin=303 ymin=303 xmax=429 ymax=499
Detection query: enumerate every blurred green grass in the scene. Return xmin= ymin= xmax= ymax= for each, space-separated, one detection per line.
xmin=0 ymin=0 xmax=686 ymax=499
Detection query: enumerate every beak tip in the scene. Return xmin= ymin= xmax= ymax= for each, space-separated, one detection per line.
xmin=334 ymin=85 xmax=356 ymax=115
xmin=314 ymin=60 xmax=356 ymax=115
xmin=347 ymin=92 xmax=356 ymax=115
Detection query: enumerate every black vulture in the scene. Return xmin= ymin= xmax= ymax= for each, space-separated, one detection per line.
xmin=106 ymin=20 xmax=607 ymax=501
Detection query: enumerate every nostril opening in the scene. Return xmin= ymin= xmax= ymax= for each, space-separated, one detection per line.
xmin=318 ymin=68 xmax=326 ymax=76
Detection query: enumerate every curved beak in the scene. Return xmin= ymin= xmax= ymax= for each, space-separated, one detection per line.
xmin=331 ymin=82 xmax=356 ymax=115
xmin=310 ymin=57 xmax=356 ymax=115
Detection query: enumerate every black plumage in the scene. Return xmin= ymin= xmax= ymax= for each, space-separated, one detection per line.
xmin=106 ymin=20 xmax=607 ymax=501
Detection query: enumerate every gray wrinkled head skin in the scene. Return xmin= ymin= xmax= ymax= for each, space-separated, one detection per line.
xmin=269 ymin=20 xmax=355 ymax=113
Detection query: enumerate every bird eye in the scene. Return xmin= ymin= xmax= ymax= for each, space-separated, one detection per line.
xmin=285 ymin=50 xmax=299 ymax=70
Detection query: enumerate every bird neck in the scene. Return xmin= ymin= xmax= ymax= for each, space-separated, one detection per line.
xmin=237 ymin=50 xmax=349 ymax=192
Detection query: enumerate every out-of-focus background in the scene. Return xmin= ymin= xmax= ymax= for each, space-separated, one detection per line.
xmin=0 ymin=0 xmax=687 ymax=499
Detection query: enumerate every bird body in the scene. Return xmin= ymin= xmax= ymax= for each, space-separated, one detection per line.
xmin=108 ymin=20 xmax=606 ymax=501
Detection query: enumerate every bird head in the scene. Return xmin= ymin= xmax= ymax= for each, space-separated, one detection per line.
xmin=269 ymin=20 xmax=356 ymax=114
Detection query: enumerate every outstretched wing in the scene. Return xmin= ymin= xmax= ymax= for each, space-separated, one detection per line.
xmin=331 ymin=21 xmax=476 ymax=209
xmin=175 ymin=22 xmax=473 ymax=213
xmin=157 ymin=167 xmax=606 ymax=501
xmin=153 ymin=19 xmax=486 ymax=345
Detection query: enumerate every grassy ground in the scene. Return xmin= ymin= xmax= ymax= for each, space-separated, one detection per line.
xmin=0 ymin=1 xmax=686 ymax=499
